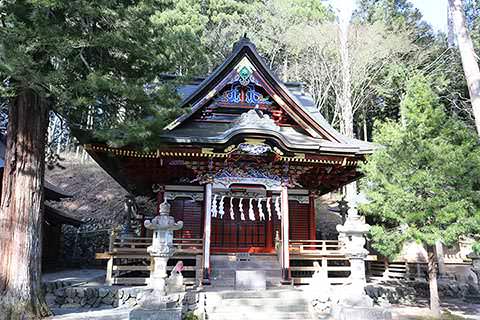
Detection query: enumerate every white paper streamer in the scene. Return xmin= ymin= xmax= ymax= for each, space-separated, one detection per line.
xmin=258 ymin=198 xmax=265 ymax=221
xmin=219 ymin=195 xmax=225 ymax=219
xmin=266 ymin=197 xmax=272 ymax=221
xmin=239 ymin=198 xmax=245 ymax=220
xmin=211 ymin=194 xmax=218 ymax=218
xmin=230 ymin=197 xmax=235 ymax=220
xmin=248 ymin=198 xmax=255 ymax=221
xmin=274 ymin=196 xmax=281 ymax=219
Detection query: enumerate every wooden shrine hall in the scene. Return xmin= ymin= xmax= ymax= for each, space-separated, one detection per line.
xmin=82 ymin=37 xmax=374 ymax=285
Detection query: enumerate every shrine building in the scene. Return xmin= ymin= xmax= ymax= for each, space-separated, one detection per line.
xmin=83 ymin=37 xmax=374 ymax=285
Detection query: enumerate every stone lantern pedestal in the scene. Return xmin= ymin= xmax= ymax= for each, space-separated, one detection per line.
xmin=129 ymin=200 xmax=185 ymax=320
xmin=468 ymin=252 xmax=480 ymax=283
xmin=330 ymin=200 xmax=392 ymax=320
xmin=306 ymin=197 xmax=392 ymax=320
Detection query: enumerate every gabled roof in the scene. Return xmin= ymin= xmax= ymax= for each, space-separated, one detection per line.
xmin=45 ymin=204 xmax=83 ymax=227
xmin=163 ymin=36 xmax=374 ymax=155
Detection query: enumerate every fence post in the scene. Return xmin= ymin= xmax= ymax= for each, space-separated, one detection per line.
xmin=321 ymin=257 xmax=328 ymax=282
xmin=106 ymin=256 xmax=114 ymax=285
xmin=382 ymin=259 xmax=390 ymax=280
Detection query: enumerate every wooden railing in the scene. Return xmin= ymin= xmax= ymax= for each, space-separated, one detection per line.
xmin=288 ymin=240 xmax=350 ymax=285
xmin=97 ymin=235 xmax=203 ymax=286
xmin=289 ymin=240 xmax=345 ymax=256
xmin=109 ymin=236 xmax=203 ymax=254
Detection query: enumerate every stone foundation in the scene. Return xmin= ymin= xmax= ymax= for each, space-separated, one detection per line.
xmin=43 ymin=283 xmax=200 ymax=316
xmin=365 ymin=279 xmax=480 ymax=305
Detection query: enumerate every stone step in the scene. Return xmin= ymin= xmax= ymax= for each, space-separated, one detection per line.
xmin=206 ymin=289 xmax=303 ymax=300
xmin=211 ymin=269 xmax=281 ymax=278
xmin=209 ymin=281 xmax=283 ymax=289
xmin=211 ymin=256 xmax=281 ymax=267
xmin=207 ymin=311 xmax=311 ymax=320
xmin=210 ymin=299 xmax=309 ymax=312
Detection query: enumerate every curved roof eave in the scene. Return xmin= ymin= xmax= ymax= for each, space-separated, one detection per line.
xmin=160 ymin=127 xmax=372 ymax=156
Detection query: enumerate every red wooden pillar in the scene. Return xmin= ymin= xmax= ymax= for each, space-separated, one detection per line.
xmin=266 ymin=191 xmax=274 ymax=252
xmin=281 ymin=185 xmax=291 ymax=283
xmin=309 ymin=192 xmax=317 ymax=240
xmin=202 ymin=183 xmax=213 ymax=284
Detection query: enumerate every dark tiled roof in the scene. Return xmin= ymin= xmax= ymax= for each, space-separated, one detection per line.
xmin=165 ymin=37 xmax=375 ymax=155
xmin=45 ymin=204 xmax=83 ymax=227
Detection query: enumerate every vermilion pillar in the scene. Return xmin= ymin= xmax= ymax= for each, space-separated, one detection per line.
xmin=202 ymin=183 xmax=213 ymax=284
xmin=280 ymin=185 xmax=291 ymax=283
xmin=309 ymin=192 xmax=317 ymax=240
xmin=266 ymin=191 xmax=274 ymax=252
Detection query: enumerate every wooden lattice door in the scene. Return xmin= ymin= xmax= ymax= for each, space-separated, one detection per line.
xmin=211 ymin=198 xmax=276 ymax=253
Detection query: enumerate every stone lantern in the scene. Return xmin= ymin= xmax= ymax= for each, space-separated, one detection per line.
xmin=143 ymin=200 xmax=183 ymax=294
xmin=129 ymin=200 xmax=185 ymax=320
xmin=331 ymin=192 xmax=392 ymax=319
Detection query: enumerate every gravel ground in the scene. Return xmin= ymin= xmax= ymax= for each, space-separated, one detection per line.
xmin=45 ymin=298 xmax=480 ymax=320
xmin=391 ymin=299 xmax=480 ymax=320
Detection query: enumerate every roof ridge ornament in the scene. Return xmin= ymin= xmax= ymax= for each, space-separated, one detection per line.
xmin=232 ymin=34 xmax=256 ymax=51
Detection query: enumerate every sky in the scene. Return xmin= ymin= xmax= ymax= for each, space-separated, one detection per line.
xmin=411 ymin=0 xmax=448 ymax=33
xmin=327 ymin=0 xmax=449 ymax=33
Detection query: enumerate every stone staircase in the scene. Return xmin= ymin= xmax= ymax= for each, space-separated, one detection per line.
xmin=209 ymin=254 xmax=282 ymax=288
xmin=204 ymin=289 xmax=312 ymax=320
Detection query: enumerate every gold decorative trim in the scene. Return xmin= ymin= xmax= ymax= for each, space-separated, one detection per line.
xmin=85 ymin=144 xmax=359 ymax=165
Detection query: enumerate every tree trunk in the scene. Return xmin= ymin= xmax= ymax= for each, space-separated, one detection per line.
xmin=427 ymin=245 xmax=441 ymax=318
xmin=337 ymin=2 xmax=357 ymax=202
xmin=448 ymin=0 xmax=480 ymax=135
xmin=0 ymin=89 xmax=51 ymax=319
xmin=447 ymin=4 xmax=455 ymax=48
xmin=338 ymin=11 xmax=354 ymax=139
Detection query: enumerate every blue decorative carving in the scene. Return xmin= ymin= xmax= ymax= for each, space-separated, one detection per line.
xmin=216 ymin=84 xmax=241 ymax=103
xmin=245 ymin=84 xmax=272 ymax=105
xmin=225 ymin=85 xmax=241 ymax=103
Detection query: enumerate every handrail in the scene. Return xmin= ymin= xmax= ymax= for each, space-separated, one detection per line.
xmin=108 ymin=235 xmax=204 ymax=254
xmin=288 ymin=239 xmax=345 ymax=255
xmin=289 ymin=240 xmax=341 ymax=243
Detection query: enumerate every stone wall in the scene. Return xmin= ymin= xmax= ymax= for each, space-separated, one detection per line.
xmin=365 ymin=280 xmax=480 ymax=305
xmin=43 ymin=282 xmax=201 ymax=316
xmin=62 ymin=225 xmax=110 ymax=267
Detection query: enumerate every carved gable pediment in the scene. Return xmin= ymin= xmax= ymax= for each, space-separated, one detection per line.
xmin=165 ymin=38 xmax=343 ymax=142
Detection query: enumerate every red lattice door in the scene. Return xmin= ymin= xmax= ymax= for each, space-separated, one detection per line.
xmin=211 ymin=198 xmax=275 ymax=253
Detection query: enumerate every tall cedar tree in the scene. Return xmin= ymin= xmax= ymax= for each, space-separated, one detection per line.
xmin=361 ymin=75 xmax=480 ymax=318
xmin=449 ymin=0 xmax=480 ymax=136
xmin=0 ymin=1 xmax=202 ymax=318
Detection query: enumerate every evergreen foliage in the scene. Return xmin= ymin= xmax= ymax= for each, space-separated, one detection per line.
xmin=361 ymin=75 xmax=480 ymax=259
xmin=0 ymin=0 xmax=205 ymax=148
